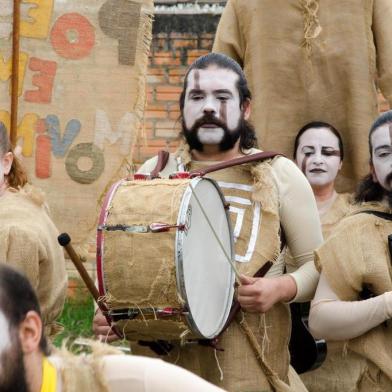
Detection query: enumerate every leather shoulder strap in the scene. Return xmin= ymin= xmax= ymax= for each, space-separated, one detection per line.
xmin=189 ymin=151 xmax=283 ymax=177
xmin=150 ymin=150 xmax=170 ymax=179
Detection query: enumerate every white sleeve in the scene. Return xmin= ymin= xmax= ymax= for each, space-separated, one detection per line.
xmin=270 ymin=157 xmax=323 ymax=302
xmin=101 ymin=355 xmax=225 ymax=392
xmin=309 ymin=273 xmax=392 ymax=340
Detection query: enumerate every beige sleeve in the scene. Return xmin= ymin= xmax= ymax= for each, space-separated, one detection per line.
xmin=270 ymin=158 xmax=323 ymax=302
xmin=0 ymin=226 xmax=40 ymax=291
xmin=309 ymin=273 xmax=392 ymax=340
xmin=101 ymin=355 xmax=225 ymax=392
xmin=212 ymin=0 xmax=244 ymax=66
xmin=374 ymin=0 xmax=392 ymax=104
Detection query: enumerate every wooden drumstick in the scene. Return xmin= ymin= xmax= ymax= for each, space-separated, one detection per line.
xmin=58 ymin=233 xmax=101 ymax=303
xmin=57 ymin=233 xmax=123 ymax=338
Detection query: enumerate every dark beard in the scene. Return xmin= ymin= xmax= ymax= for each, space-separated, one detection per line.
xmin=181 ymin=113 xmax=242 ymax=152
xmin=0 ymin=335 xmax=29 ymax=392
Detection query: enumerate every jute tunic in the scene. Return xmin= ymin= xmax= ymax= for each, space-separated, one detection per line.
xmin=134 ymin=149 xmax=323 ymax=391
xmin=213 ymin=0 xmax=392 ymax=190
xmin=315 ymin=202 xmax=392 ymax=391
xmin=299 ymin=193 xmax=367 ymax=392
xmin=0 ymin=186 xmax=67 ymax=335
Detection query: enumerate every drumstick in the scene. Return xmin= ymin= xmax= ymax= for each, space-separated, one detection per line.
xmin=189 ymin=183 xmax=241 ymax=280
xmin=57 ymin=233 xmax=123 ymax=338
xmin=58 ymin=233 xmax=101 ymax=303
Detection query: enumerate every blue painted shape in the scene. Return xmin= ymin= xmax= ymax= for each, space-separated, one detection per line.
xmin=46 ymin=115 xmax=81 ymax=158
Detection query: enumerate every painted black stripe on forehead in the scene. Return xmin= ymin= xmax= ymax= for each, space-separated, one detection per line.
xmin=194 ymin=70 xmax=200 ymax=90
xmin=389 ymin=124 xmax=392 ymax=145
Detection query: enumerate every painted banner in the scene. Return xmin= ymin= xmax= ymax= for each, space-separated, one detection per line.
xmin=0 ymin=0 xmax=153 ymax=251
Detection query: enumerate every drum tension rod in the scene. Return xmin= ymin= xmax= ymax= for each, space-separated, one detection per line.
xmin=97 ymin=223 xmax=186 ymax=233
xmin=106 ymin=307 xmax=189 ymax=321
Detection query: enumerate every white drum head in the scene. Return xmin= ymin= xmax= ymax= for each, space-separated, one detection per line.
xmin=176 ymin=177 xmax=235 ymax=339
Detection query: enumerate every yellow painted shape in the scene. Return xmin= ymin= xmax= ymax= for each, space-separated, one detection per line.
xmin=21 ymin=0 xmax=54 ymax=39
xmin=0 ymin=51 xmax=28 ymax=96
xmin=0 ymin=110 xmax=39 ymax=156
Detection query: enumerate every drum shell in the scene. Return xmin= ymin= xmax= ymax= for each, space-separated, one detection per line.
xmin=97 ymin=178 xmax=234 ymax=341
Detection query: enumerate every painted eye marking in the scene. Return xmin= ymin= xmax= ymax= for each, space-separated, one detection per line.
xmin=194 ymin=70 xmax=200 ymax=90
xmin=302 ymin=146 xmax=315 ymax=156
xmin=219 ymin=99 xmax=227 ymax=123
xmin=321 ymin=147 xmax=340 ymax=157
xmin=301 ymin=156 xmax=309 ymax=174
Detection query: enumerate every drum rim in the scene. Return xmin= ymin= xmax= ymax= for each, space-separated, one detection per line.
xmin=175 ymin=177 xmax=235 ymax=339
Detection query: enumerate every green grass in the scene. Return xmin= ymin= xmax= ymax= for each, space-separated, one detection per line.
xmin=53 ymin=293 xmax=95 ymax=348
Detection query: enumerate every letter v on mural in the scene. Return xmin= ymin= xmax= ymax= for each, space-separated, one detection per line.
xmin=0 ymin=0 xmax=154 ymax=250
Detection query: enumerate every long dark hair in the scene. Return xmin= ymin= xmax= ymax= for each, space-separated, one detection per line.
xmin=0 ymin=122 xmax=28 ymax=188
xmin=0 ymin=264 xmax=49 ymax=355
xmin=179 ymin=53 xmax=257 ymax=151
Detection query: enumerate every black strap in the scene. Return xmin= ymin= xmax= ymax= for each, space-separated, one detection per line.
xmin=358 ymin=210 xmax=392 ymax=221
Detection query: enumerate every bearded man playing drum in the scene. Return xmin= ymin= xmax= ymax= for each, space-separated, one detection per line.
xmin=94 ymin=53 xmax=323 ymax=391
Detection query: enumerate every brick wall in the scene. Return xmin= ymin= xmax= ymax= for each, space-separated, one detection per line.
xmin=134 ymin=12 xmax=221 ymax=164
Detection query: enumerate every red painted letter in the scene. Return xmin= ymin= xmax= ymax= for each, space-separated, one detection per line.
xmin=50 ymin=13 xmax=95 ymax=60
xmin=24 ymin=58 xmax=57 ymax=104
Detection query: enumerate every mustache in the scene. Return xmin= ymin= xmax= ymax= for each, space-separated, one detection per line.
xmin=192 ymin=114 xmax=227 ymax=131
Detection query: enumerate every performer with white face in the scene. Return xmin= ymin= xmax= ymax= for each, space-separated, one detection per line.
xmin=291 ymin=124 xmax=364 ymax=392
xmin=370 ymin=124 xmax=392 ymax=192
xmin=294 ymin=122 xmax=343 ymax=207
xmin=95 ymin=53 xmax=324 ymax=392
xmin=309 ymin=110 xmax=392 ymax=392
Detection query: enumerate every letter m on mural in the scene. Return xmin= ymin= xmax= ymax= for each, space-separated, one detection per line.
xmin=0 ymin=0 xmax=153 ymax=251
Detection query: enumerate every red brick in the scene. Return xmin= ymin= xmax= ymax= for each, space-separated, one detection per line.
xmin=156 ymin=85 xmax=183 ymax=94
xmin=147 ymin=74 xmax=167 ymax=84
xmin=187 ymin=49 xmax=209 ymax=57
xmin=154 ymin=57 xmax=181 ymax=66
xmin=169 ymin=110 xmax=181 ymax=120
xmin=172 ymin=39 xmax=198 ymax=49
xmin=156 ymin=92 xmax=180 ymax=101
xmin=169 ymin=68 xmax=187 ymax=76
xmin=148 ymin=67 xmax=167 ymax=76
xmin=169 ymin=75 xmax=184 ymax=84
xmin=145 ymin=110 xmax=168 ymax=119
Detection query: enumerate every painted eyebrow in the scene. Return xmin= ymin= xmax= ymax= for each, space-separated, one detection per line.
xmin=374 ymin=145 xmax=392 ymax=152
xmin=302 ymin=145 xmax=315 ymax=150
xmin=188 ymin=89 xmax=204 ymax=95
xmin=214 ymin=89 xmax=233 ymax=96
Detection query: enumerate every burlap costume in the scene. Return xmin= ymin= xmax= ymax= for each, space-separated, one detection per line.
xmin=315 ymin=202 xmax=392 ymax=391
xmin=0 ymin=186 xmax=67 ymax=335
xmin=213 ymin=0 xmax=392 ymax=190
xmin=133 ymin=147 xmax=322 ymax=392
xmin=295 ymin=193 xmax=368 ymax=392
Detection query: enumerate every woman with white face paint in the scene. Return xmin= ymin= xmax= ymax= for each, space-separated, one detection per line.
xmin=293 ymin=122 xmax=352 ymax=238
xmin=308 ymin=111 xmax=392 ymax=392
xmin=0 ymin=122 xmax=67 ymax=338
xmin=290 ymin=122 xmax=365 ymax=392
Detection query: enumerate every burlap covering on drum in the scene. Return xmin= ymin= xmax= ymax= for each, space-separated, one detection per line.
xmin=315 ymin=202 xmax=392 ymax=390
xmin=103 ymin=179 xmax=197 ymax=340
xmin=0 ymin=0 xmax=153 ymax=251
xmin=213 ymin=0 xmax=392 ymax=191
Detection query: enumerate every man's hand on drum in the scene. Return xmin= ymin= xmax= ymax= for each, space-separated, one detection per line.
xmin=238 ymin=274 xmax=297 ymax=313
xmin=93 ymin=309 xmax=119 ymax=343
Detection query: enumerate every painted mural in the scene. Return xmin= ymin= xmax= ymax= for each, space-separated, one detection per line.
xmin=0 ymin=0 xmax=153 ymax=249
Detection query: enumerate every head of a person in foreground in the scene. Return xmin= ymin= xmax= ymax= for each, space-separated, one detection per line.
xmin=179 ymin=52 xmax=258 ymax=155
xmin=355 ymin=110 xmax=392 ymax=206
xmin=0 ymin=122 xmax=27 ymax=194
xmin=294 ymin=121 xmax=344 ymax=198
xmin=0 ymin=264 xmax=49 ymax=392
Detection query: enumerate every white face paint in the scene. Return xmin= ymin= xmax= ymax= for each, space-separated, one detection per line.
xmin=295 ymin=127 xmax=342 ymax=188
xmin=371 ymin=125 xmax=392 ymax=191
xmin=0 ymin=310 xmax=11 ymax=354
xmin=183 ymin=67 xmax=242 ymax=145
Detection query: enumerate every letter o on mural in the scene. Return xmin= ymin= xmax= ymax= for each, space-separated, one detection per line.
xmin=65 ymin=143 xmax=104 ymax=184
xmin=51 ymin=13 xmax=95 ymax=59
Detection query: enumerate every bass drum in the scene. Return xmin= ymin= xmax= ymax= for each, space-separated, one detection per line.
xmin=97 ymin=176 xmax=235 ymax=341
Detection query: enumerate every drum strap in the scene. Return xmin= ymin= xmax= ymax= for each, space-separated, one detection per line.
xmin=150 ymin=150 xmax=170 ymax=178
